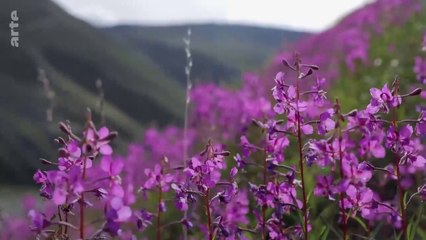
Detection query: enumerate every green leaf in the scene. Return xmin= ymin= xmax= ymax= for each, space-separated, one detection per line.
xmin=352 ymin=216 xmax=369 ymax=233
xmin=416 ymin=227 xmax=426 ymax=239
xmin=403 ymin=191 xmax=409 ymax=208
xmin=307 ymin=189 xmax=314 ymax=203
xmin=319 ymin=216 xmax=341 ymax=239
xmin=368 ymin=222 xmax=383 ymax=240
xmin=319 ymin=226 xmax=330 ymax=240
xmin=407 ymin=204 xmax=424 ymax=240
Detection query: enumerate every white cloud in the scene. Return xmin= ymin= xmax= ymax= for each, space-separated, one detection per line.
xmin=52 ymin=0 xmax=369 ymax=31
xmin=225 ymin=0 xmax=369 ymax=31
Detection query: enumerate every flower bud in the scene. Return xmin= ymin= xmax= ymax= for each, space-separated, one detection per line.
xmin=407 ymin=88 xmax=422 ymax=96
xmin=59 ymin=122 xmax=72 ymax=135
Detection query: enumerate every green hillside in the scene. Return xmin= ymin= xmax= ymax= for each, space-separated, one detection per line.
xmin=331 ymin=11 xmax=425 ymax=114
xmin=0 ymin=0 xmax=185 ymax=183
xmin=104 ymin=24 xmax=308 ymax=85
xmin=0 ymin=0 xmax=305 ymax=183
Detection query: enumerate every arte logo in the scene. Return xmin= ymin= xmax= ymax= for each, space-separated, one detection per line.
xmin=10 ymin=10 xmax=19 ymax=47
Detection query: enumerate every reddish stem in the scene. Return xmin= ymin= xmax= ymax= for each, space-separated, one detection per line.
xmin=336 ymin=99 xmax=348 ymax=240
xmin=64 ymin=195 xmax=69 ymax=235
xmin=395 ymin=159 xmax=406 ymax=239
xmin=262 ymin=151 xmax=267 ymax=240
xmin=156 ymin=186 xmax=163 ymax=240
xmin=391 ymin=81 xmax=406 ymax=239
xmin=80 ymin=157 xmax=87 ymax=239
xmin=64 ymin=213 xmax=68 ymax=235
xmin=57 ymin=206 xmax=63 ymax=235
xmin=297 ymin=119 xmax=308 ymax=240
xmin=295 ymin=58 xmax=309 ymax=240
xmin=338 ymin=135 xmax=347 ymax=240
xmin=205 ymin=189 xmax=213 ymax=240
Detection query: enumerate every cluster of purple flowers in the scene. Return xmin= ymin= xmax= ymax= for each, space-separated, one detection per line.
xmin=29 ymin=113 xmax=138 ymax=239
xmin=268 ymin=0 xmax=421 ymax=83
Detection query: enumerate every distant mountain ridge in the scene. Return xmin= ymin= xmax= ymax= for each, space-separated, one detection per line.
xmin=0 ymin=0 xmax=306 ymax=183
xmin=0 ymin=0 xmax=187 ymax=183
xmin=104 ymin=24 xmax=308 ymax=85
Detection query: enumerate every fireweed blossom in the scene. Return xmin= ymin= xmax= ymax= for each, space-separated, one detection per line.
xmin=23 ymin=61 xmax=424 ymax=240
xmin=239 ymin=118 xmax=303 ymax=239
xmin=366 ymin=84 xmax=402 ymax=114
xmin=271 ymin=57 xmax=321 ymax=240
xmin=269 ymin=67 xmax=425 ymax=240
xmin=235 ymin=57 xmax=323 ymax=240
xmin=30 ymin=112 xmax=129 ymax=239
xmin=308 ymin=84 xmax=425 ymax=234
xmin=170 ymin=141 xmax=239 ymax=240
xmin=341 ymin=80 xmax=423 ymax=236
xmin=8 ymin=12 xmax=424 ymax=238
xmin=18 ymin=77 xmax=424 ymax=240
xmin=139 ymin=158 xmax=175 ymax=240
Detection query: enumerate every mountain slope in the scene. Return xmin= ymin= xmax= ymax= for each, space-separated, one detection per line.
xmin=104 ymin=24 xmax=308 ymax=85
xmin=0 ymin=0 xmax=186 ymax=183
xmin=0 ymin=0 xmax=305 ymax=184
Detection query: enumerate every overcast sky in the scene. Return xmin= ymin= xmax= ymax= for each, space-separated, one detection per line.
xmin=52 ymin=0 xmax=371 ymax=32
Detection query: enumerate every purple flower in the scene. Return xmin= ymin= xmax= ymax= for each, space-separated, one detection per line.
xmin=143 ymin=164 xmax=173 ymax=192
xmin=266 ymin=217 xmax=285 ymax=239
xmin=366 ymin=84 xmax=401 ymax=114
xmin=57 ymin=140 xmax=82 ymax=170
xmin=385 ymin=125 xmax=413 ymax=152
xmin=171 ymin=183 xmax=190 ymax=211
xmin=80 ymin=125 xmax=116 ymax=159
xmin=342 ymin=158 xmax=373 ymax=184
xmin=181 ymin=218 xmax=194 ymax=229
xmin=359 ymin=131 xmax=386 ymax=158
xmin=183 ymin=144 xmax=228 ymax=191
xmin=101 ymin=156 xmax=124 ymax=185
xmin=284 ymin=111 xmax=313 ymax=135
xmin=221 ymin=191 xmax=249 ymax=228
xmin=318 ymin=109 xmax=336 ymax=135
xmin=28 ymin=210 xmax=50 ymax=234
xmin=314 ymin=175 xmax=336 ymax=200
xmin=106 ymin=184 xmax=132 ymax=222
xmin=108 ymin=196 xmax=132 ymax=222
xmin=33 ymin=170 xmax=48 ymax=184
xmin=233 ymin=153 xmax=246 ymax=169
xmin=419 ymin=185 xmax=426 ymax=201
xmin=214 ymin=216 xmax=231 ymax=238
xmin=104 ymin=219 xmax=121 ymax=236
xmin=311 ymin=77 xmax=327 ymax=106
xmin=416 ymin=111 xmax=426 ymax=135
xmin=230 ymin=167 xmax=238 ymax=180
xmin=402 ymin=152 xmax=426 ymax=168
xmin=250 ymin=182 xmax=301 ymax=210
xmin=305 ymin=140 xmax=334 ymax=167
xmin=266 ymin=134 xmax=290 ymax=163
xmin=34 ymin=167 xmax=84 ymax=205
xmin=135 ymin=209 xmax=153 ymax=231
xmin=346 ymin=110 xmax=381 ymax=134
xmin=344 ymin=185 xmax=374 ymax=217
xmin=240 ymin=136 xmax=257 ymax=158
xmin=92 ymin=187 xmax=108 ymax=199
xmin=184 ymin=157 xmax=220 ymax=190
xmin=272 ymin=75 xmax=308 ymax=114
xmin=249 ymin=183 xmax=270 ymax=207
xmin=212 ymin=181 xmax=238 ymax=205
xmin=38 ymin=182 xmax=54 ymax=201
